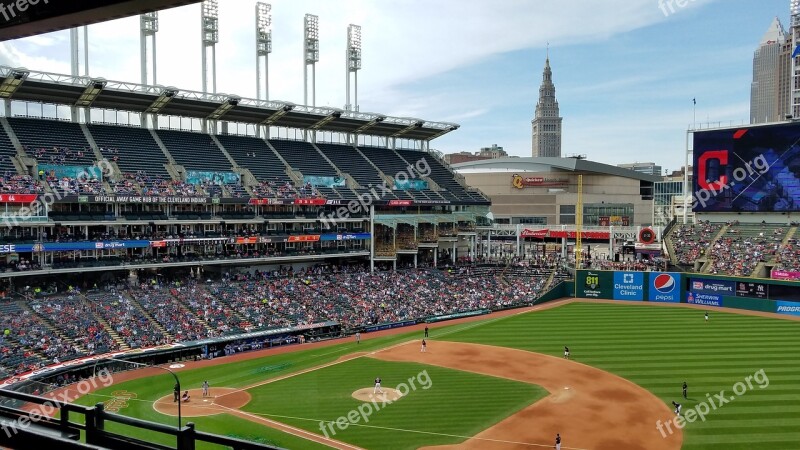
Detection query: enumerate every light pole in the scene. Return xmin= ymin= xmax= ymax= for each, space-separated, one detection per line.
xmin=93 ymin=358 xmax=182 ymax=428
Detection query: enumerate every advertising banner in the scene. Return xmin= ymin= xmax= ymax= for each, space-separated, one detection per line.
xmin=394 ymin=179 xmax=429 ymax=190
xmin=771 ymin=269 xmax=800 ymax=281
xmin=613 ymin=271 xmax=644 ymax=300
xmin=0 ymin=240 xmax=151 ymax=254
xmin=689 ymin=278 xmax=736 ymax=296
xmin=39 ymin=164 xmax=103 ymax=181
xmin=648 ymin=272 xmax=681 ymax=302
xmin=303 ymin=175 xmax=345 ymax=188
xmin=186 ymin=171 xmax=240 ymax=185
xmin=686 ymin=292 xmax=722 ymax=307
xmin=577 ymin=270 xmax=613 ymax=299
xmin=775 ymin=301 xmax=800 ymax=316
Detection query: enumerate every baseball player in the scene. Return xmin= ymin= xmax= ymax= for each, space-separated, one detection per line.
xmin=555 ymin=433 xmax=561 ymax=450
xmin=202 ymin=380 xmax=209 ymax=397
xmin=564 ymin=346 xmax=570 ymax=359
xmin=355 ymin=332 xmax=361 ymax=344
xmin=705 ymin=312 xmax=709 ymax=323
xmin=173 ymin=383 xmax=180 ymax=402
xmin=682 ymin=382 xmax=687 ymax=399
xmin=672 ymin=401 xmax=682 ymax=416
xmin=424 ymin=326 xmax=429 ymax=338
xmin=421 ymin=339 xmax=427 ymax=352
xmin=374 ymin=377 xmax=384 ymax=394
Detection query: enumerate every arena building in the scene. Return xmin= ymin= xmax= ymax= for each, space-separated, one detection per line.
xmin=452 ymin=156 xmax=661 ymax=227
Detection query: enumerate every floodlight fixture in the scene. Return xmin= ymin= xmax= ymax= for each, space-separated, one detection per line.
xmin=0 ymin=69 xmax=28 ymax=98
xmin=303 ymin=13 xmax=319 ymax=106
xmin=201 ymin=0 xmax=219 ymax=94
xmin=140 ymin=12 xmax=159 ymax=85
xmin=146 ymin=87 xmax=179 ymax=114
xmin=345 ymin=24 xmax=362 ymax=111
xmin=76 ymin=78 xmax=106 ymax=107
xmin=256 ymin=2 xmax=273 ymax=100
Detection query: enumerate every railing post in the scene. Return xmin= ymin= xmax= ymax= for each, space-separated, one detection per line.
xmin=177 ymin=422 xmax=196 ymax=450
xmin=84 ymin=403 xmax=103 ymax=445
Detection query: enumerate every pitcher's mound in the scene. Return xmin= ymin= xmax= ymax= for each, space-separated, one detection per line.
xmin=351 ymin=387 xmax=404 ymax=402
xmin=153 ymin=387 xmax=251 ymax=417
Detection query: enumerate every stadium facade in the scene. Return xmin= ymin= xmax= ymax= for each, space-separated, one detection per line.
xmin=0 ymin=65 xmax=490 ymax=277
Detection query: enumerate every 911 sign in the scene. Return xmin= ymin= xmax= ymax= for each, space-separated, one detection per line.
xmin=735 ymin=282 xmax=768 ymax=299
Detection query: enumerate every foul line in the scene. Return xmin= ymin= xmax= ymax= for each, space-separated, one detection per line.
xmin=219 ymin=405 xmax=590 ymax=450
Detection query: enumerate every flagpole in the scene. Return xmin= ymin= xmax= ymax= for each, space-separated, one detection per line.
xmin=692 ymin=98 xmax=696 ymax=129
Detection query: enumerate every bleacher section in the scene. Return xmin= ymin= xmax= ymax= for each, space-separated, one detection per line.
xmin=89 ymin=124 xmax=170 ymax=178
xmin=316 ymin=143 xmax=398 ymax=200
xmin=358 ymin=146 xmax=417 ymax=200
xmin=9 ymin=117 xmax=96 ymax=166
xmin=216 ymin=134 xmax=293 ymax=185
xmin=269 ymin=139 xmax=347 ymax=199
xmin=395 ymin=148 xmax=487 ymax=202
xmin=0 ymin=124 xmax=18 ymax=174
xmin=156 ymin=129 xmax=231 ymax=171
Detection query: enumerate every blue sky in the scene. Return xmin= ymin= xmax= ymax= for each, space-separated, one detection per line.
xmin=0 ymin=0 xmax=790 ymax=172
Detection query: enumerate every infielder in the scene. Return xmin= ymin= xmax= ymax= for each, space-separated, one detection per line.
xmin=202 ymin=380 xmax=209 ymax=397
xmin=672 ymin=401 xmax=682 ymax=415
xmin=374 ymin=377 xmax=384 ymax=394
xmin=555 ymin=433 xmax=561 ymax=450
xmin=421 ymin=339 xmax=427 ymax=352
xmin=564 ymin=346 xmax=570 ymax=359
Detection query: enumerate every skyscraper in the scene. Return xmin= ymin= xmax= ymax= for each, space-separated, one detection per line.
xmin=790 ymin=0 xmax=800 ymax=118
xmin=531 ymin=53 xmax=562 ymax=158
xmin=750 ymin=17 xmax=789 ymax=124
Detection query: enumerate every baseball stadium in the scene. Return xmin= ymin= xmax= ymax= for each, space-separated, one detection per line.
xmin=0 ymin=2 xmax=799 ymax=450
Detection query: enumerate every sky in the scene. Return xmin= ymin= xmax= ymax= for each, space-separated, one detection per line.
xmin=0 ymin=0 xmax=791 ymax=172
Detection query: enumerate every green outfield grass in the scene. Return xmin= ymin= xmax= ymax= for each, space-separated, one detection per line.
xmin=241 ymin=357 xmax=544 ymax=450
xmin=72 ymin=301 xmax=800 ymax=449
xmin=443 ymin=302 xmax=800 ymax=450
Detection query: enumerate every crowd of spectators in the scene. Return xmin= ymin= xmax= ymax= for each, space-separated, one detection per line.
xmin=139 ymin=174 xmax=203 ymax=197
xmin=707 ymin=225 xmax=782 ymax=276
xmin=29 ymin=146 xmax=89 ymax=165
xmin=774 ymin=239 xmax=800 ymax=272
xmin=251 ymin=179 xmax=298 ymax=199
xmin=46 ymin=176 xmax=104 ymax=195
xmin=0 ymin=263 xmax=554 ymax=375
xmin=670 ymin=221 xmax=723 ymax=265
xmin=0 ymin=173 xmax=44 ymax=194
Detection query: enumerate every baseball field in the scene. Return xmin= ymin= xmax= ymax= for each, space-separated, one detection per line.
xmin=64 ymin=299 xmax=800 ymax=450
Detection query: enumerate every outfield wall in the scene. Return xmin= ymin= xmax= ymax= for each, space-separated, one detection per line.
xmin=574 ymin=270 xmax=800 ymax=316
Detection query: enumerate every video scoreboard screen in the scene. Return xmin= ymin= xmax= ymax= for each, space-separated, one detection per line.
xmin=693 ymin=122 xmax=800 ymax=212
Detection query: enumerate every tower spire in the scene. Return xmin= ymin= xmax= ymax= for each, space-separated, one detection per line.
xmin=531 ymin=49 xmax=562 ymax=158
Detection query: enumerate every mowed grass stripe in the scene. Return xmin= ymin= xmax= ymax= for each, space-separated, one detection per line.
xmin=443 ymin=302 xmax=800 ymax=450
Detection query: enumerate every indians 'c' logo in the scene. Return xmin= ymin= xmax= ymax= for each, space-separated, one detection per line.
xmin=512 ymin=174 xmax=524 ymax=189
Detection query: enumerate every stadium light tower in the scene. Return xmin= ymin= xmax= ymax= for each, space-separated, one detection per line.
xmin=140 ymin=12 xmax=159 ymax=86
xmin=70 ymin=26 xmax=89 ymax=77
xmin=345 ymin=24 xmax=362 ymax=112
xmin=256 ymin=2 xmax=272 ymax=101
xmin=303 ymin=13 xmax=319 ymax=107
xmin=201 ymin=0 xmax=219 ymax=94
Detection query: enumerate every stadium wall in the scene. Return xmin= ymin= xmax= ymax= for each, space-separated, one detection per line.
xmin=574 ymin=270 xmax=800 ymax=316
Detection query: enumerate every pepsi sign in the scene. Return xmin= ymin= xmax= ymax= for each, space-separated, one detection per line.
xmin=648 ymin=272 xmax=681 ymax=302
